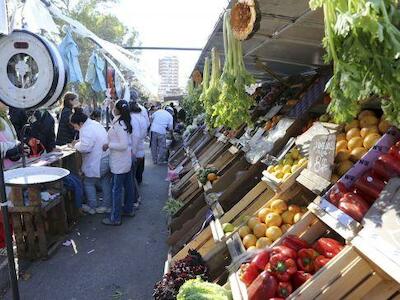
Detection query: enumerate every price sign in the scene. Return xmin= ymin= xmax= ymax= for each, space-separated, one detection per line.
xmin=308 ymin=134 xmax=336 ymax=180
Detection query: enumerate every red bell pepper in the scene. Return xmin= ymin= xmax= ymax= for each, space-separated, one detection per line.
xmin=352 ymin=187 xmax=375 ymax=205
xmin=329 ymin=182 xmax=347 ymax=206
xmin=277 ymin=281 xmax=293 ymax=298
xmin=251 ymin=249 xmax=270 ymax=271
xmin=296 ymin=248 xmax=319 ymax=273
xmin=372 ymin=158 xmax=400 ymax=182
xmin=313 ymin=238 xmax=344 ymax=258
xmin=281 ymin=235 xmax=309 ymax=252
xmin=268 ymin=254 xmax=297 ymax=282
xmin=338 ymin=192 xmax=370 ymax=222
xmin=388 ymin=145 xmax=400 ymax=160
xmin=269 ymin=298 xmax=284 ymax=300
xmin=247 ymin=271 xmax=278 ymax=300
xmin=240 ymin=263 xmax=260 ymax=286
xmin=381 ymin=154 xmax=400 ymax=174
xmin=292 ymin=271 xmax=312 ymax=289
xmin=354 ymin=172 xmax=385 ymax=200
xmin=314 ymin=255 xmax=331 ymax=271
xmin=270 ymin=246 xmax=297 ymax=260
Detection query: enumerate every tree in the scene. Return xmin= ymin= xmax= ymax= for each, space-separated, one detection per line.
xmin=53 ymin=0 xmax=140 ymax=107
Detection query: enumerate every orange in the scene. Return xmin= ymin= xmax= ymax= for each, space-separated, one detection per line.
xmin=253 ymin=223 xmax=267 ymax=238
xmin=281 ymin=224 xmax=292 ymax=234
xmin=247 ymin=246 xmax=257 ymax=252
xmin=238 ymin=226 xmax=251 ymax=238
xmin=243 ymin=234 xmax=257 ymax=249
xmin=288 ymin=204 xmax=301 ymax=214
xmin=350 ymin=147 xmax=368 ymax=162
xmin=258 ymin=207 xmax=272 ymax=221
xmin=293 ymin=212 xmax=304 ymax=223
xmin=266 ymin=226 xmax=283 ymax=241
xmin=256 ymin=237 xmax=273 ymax=249
xmin=264 ymin=213 xmax=282 ymax=227
xmin=360 ymin=115 xmax=379 ymax=128
xmin=270 ymin=199 xmax=288 ymax=214
xmin=335 ymin=150 xmax=350 ymax=162
xmin=336 ymin=140 xmax=348 ymax=153
xmin=247 ymin=217 xmax=261 ymax=230
xmin=281 ymin=211 xmax=295 ymax=225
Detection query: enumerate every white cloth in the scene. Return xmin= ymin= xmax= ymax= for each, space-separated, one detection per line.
xmin=150 ymin=109 xmax=173 ymax=135
xmin=74 ymin=119 xmax=108 ymax=178
xmin=108 ymin=117 xmax=132 ymax=174
xmin=131 ymin=108 xmax=149 ymax=158
xmin=0 ymin=118 xmax=17 ymax=158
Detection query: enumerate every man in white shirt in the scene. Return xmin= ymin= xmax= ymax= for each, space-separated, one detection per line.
xmin=150 ymin=107 xmax=173 ymax=164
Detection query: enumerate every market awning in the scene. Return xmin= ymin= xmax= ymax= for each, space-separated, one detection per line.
xmin=193 ymin=0 xmax=326 ymax=82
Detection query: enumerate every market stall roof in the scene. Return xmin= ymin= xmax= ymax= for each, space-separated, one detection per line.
xmin=193 ymin=0 xmax=326 ymax=82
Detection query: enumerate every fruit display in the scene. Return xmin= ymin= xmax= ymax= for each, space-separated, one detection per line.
xmin=239 ymin=236 xmax=344 ymax=299
xmin=238 ymin=200 xmax=307 ymax=251
xmin=265 ymin=147 xmax=308 ymax=182
xmin=328 ymin=141 xmax=400 ymax=222
xmin=332 ymin=110 xmax=388 ymax=182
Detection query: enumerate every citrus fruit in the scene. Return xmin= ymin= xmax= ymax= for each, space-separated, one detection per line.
xmin=358 ymin=110 xmax=376 ymax=120
xmin=363 ymin=133 xmax=381 ymax=149
xmin=264 ymin=213 xmax=282 ymax=227
xmin=378 ymin=119 xmax=391 ymax=134
xmin=350 ymin=147 xmax=368 ymax=162
xmin=335 ymin=150 xmax=350 ymax=162
xmin=243 ymin=234 xmax=257 ymax=249
xmin=256 ymin=237 xmax=273 ymax=249
xmin=280 ymin=224 xmax=291 ymax=233
xmin=258 ymin=207 xmax=272 ymax=220
xmin=281 ymin=211 xmax=295 ymax=225
xmin=270 ymin=199 xmax=287 ymax=214
xmin=288 ymin=204 xmax=301 ymax=214
xmin=239 ymin=226 xmax=251 ymax=238
xmin=247 ymin=217 xmax=261 ymax=230
xmin=266 ymin=226 xmax=283 ymax=241
xmin=222 ymin=223 xmax=234 ymax=233
xmin=360 ymin=126 xmax=379 ymax=138
xmin=344 ymin=120 xmax=360 ymax=132
xmin=336 ymin=140 xmax=348 ymax=153
xmin=253 ymin=223 xmax=268 ymax=238
xmin=360 ymin=115 xmax=378 ymax=128
xmin=293 ymin=212 xmax=304 ymax=223
xmin=247 ymin=246 xmax=257 ymax=252
xmin=347 ymin=137 xmax=364 ymax=151
xmin=346 ymin=128 xmax=361 ymax=141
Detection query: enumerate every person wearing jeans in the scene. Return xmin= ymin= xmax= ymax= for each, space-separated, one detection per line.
xmin=102 ymin=100 xmax=135 ymax=226
xmin=71 ymin=110 xmax=111 ymax=215
xmin=150 ymin=107 xmax=174 ymax=164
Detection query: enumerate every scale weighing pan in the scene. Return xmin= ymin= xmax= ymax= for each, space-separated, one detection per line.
xmin=4 ymin=166 xmax=70 ymax=186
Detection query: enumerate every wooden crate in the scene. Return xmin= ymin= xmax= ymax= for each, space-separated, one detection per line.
xmin=230 ymin=209 xmax=400 ymax=300
xmin=9 ymin=184 xmax=68 ymax=260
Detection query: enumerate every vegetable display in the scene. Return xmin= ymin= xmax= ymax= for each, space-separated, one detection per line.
xmin=196 ymin=167 xmax=219 ymax=185
xmin=176 ymin=278 xmax=231 ymax=300
xmin=310 ymin=0 xmax=400 ymax=126
xmin=204 ymin=48 xmax=221 ymax=127
xmin=239 ymin=236 xmax=345 ymax=299
xmin=153 ymin=250 xmax=210 ymax=300
xmin=181 ymin=80 xmax=204 ymax=125
xmin=328 ymin=137 xmax=400 ymax=222
xmin=213 ymin=11 xmax=255 ymax=130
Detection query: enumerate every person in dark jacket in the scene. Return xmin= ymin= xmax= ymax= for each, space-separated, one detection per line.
xmin=28 ymin=110 xmax=56 ymax=153
xmin=56 ymin=92 xmax=80 ymax=146
xmin=8 ymin=107 xmax=27 ymax=140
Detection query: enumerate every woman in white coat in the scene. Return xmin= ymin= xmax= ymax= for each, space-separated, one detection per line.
xmin=102 ymin=100 xmax=135 ymax=226
xmin=71 ymin=110 xmax=112 ymax=215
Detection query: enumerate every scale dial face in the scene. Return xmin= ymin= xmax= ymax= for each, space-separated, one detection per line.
xmin=0 ymin=31 xmax=56 ymax=108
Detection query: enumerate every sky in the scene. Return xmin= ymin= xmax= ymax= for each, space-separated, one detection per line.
xmin=112 ymin=0 xmax=228 ymax=96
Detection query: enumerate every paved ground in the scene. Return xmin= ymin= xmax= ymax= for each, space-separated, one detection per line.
xmin=4 ymin=152 xmax=169 ymax=300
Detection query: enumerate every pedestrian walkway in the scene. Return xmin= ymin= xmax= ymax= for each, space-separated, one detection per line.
xmin=5 ymin=151 xmax=169 ymax=300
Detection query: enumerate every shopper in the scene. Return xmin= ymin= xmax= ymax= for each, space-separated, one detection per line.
xmin=150 ymin=106 xmax=174 ymax=164
xmin=56 ymin=92 xmax=80 ymax=146
xmin=70 ymin=110 xmax=112 ymax=215
xmin=8 ymin=107 xmax=27 ymax=140
xmin=129 ymin=91 xmax=150 ymax=185
xmin=102 ymin=100 xmax=135 ymax=226
xmin=29 ymin=109 xmax=56 ymax=153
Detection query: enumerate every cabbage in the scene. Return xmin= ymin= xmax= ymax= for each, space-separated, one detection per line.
xmin=177 ymin=278 xmax=232 ymax=300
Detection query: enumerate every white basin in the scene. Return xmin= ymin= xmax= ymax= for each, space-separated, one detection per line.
xmin=4 ymin=166 xmax=70 ymax=186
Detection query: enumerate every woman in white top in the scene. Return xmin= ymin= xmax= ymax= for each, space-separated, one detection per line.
xmin=102 ymin=100 xmax=135 ymax=226
xmin=129 ymin=100 xmax=150 ymax=206
xmin=71 ymin=110 xmax=112 ymax=215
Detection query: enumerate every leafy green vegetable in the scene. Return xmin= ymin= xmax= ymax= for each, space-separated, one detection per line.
xmin=182 ymin=80 xmax=204 ymax=125
xmin=177 ymin=278 xmax=232 ymax=300
xmin=163 ymin=198 xmax=184 ymax=216
xmin=199 ymin=57 xmax=211 ymax=105
xmin=310 ymin=0 xmax=400 ymax=126
xmin=213 ymin=11 xmax=255 ymax=130
xmin=204 ymin=48 xmax=221 ymax=127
